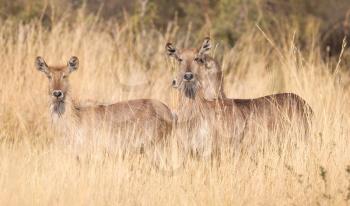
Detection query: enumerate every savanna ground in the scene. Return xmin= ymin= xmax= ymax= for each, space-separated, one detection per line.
xmin=1 ymin=2 xmax=350 ymax=205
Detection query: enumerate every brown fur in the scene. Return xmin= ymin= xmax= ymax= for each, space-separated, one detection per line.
xmin=166 ymin=38 xmax=313 ymax=143
xmin=35 ymin=56 xmax=174 ymax=146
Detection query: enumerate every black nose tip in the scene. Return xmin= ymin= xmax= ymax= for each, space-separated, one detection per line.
xmin=52 ymin=90 xmax=63 ymax=98
xmin=184 ymin=72 xmax=194 ymax=81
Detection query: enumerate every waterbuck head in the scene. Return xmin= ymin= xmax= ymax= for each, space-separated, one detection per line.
xmin=166 ymin=37 xmax=224 ymax=100
xmin=35 ymin=56 xmax=79 ymax=116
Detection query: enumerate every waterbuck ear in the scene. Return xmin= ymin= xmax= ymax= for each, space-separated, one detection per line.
xmin=67 ymin=56 xmax=79 ymax=72
xmin=35 ymin=56 xmax=49 ymax=73
xmin=166 ymin=43 xmax=181 ymax=61
xmin=198 ymin=37 xmax=211 ymax=56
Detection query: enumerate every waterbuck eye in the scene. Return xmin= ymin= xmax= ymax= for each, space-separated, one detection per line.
xmin=47 ymin=75 xmax=52 ymax=80
xmin=178 ymin=58 xmax=183 ymax=62
xmin=62 ymin=75 xmax=67 ymax=79
xmin=195 ymin=57 xmax=204 ymax=64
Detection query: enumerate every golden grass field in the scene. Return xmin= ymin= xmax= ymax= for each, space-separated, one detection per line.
xmin=0 ymin=16 xmax=349 ymax=205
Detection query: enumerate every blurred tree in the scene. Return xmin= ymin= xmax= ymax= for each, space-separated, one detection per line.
xmin=0 ymin=0 xmax=349 ymax=56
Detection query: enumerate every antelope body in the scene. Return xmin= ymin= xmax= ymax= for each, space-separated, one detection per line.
xmin=166 ymin=38 xmax=313 ymax=144
xmin=35 ymin=56 xmax=174 ymax=146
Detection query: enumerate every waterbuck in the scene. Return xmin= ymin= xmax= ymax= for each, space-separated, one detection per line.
xmin=165 ymin=38 xmax=313 ymax=146
xmin=35 ymin=56 xmax=174 ymax=148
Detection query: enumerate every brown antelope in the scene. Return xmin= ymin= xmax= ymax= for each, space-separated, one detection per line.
xmin=165 ymin=38 xmax=313 ymax=147
xmin=168 ymin=38 xmax=226 ymax=101
xmin=35 ymin=56 xmax=175 ymax=148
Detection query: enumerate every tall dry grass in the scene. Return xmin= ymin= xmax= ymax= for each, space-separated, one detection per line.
xmin=0 ymin=15 xmax=349 ymax=205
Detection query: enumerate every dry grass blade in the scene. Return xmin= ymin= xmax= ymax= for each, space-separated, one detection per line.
xmin=0 ymin=15 xmax=349 ymax=206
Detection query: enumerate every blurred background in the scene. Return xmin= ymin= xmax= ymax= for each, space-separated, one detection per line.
xmin=1 ymin=0 xmax=350 ymax=58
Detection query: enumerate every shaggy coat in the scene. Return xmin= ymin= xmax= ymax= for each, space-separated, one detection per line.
xmin=35 ymin=56 xmax=175 ymax=146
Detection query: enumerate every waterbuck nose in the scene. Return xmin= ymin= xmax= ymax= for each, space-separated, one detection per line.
xmin=52 ymin=90 xmax=63 ymax=98
xmin=184 ymin=72 xmax=194 ymax=81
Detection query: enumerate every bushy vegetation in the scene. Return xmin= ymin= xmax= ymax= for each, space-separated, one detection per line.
xmin=1 ymin=0 xmax=350 ymax=54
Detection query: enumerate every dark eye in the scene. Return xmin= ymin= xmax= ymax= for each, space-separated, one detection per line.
xmin=47 ymin=75 xmax=52 ymax=79
xmin=195 ymin=57 xmax=204 ymax=64
xmin=178 ymin=58 xmax=183 ymax=62
xmin=62 ymin=75 xmax=67 ymax=79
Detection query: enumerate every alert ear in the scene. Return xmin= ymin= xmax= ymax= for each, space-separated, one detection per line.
xmin=198 ymin=37 xmax=211 ymax=57
xmin=67 ymin=56 xmax=79 ymax=72
xmin=35 ymin=56 xmax=49 ymax=73
xmin=166 ymin=42 xmax=181 ymax=61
